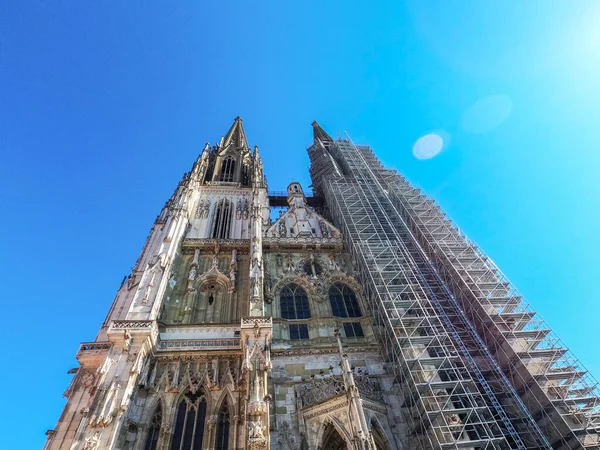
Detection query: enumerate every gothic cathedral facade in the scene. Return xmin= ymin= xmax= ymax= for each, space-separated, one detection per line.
xmin=46 ymin=118 xmax=399 ymax=450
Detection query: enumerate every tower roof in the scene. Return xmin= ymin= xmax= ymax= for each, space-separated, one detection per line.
xmin=222 ymin=116 xmax=250 ymax=150
xmin=312 ymin=121 xmax=333 ymax=143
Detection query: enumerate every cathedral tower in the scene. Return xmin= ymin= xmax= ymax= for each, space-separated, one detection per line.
xmin=45 ymin=119 xmax=599 ymax=450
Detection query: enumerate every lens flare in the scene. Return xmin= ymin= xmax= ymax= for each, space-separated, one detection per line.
xmin=413 ymin=133 xmax=444 ymax=160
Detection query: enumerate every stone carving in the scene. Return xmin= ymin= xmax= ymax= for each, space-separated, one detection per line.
xmin=319 ymin=220 xmax=329 ymax=238
xmin=249 ymin=418 xmax=266 ymax=439
xmin=276 ymin=420 xmax=296 ymax=450
xmin=236 ymin=199 xmax=243 ymax=219
xmin=297 ymin=377 xmax=346 ymax=407
xmin=188 ymin=265 xmax=197 ymax=281
xmin=264 ymin=274 xmax=272 ymax=303
xmin=229 ymin=248 xmax=238 ymax=291
xmin=82 ymin=430 xmax=101 ymax=450
xmin=195 ymin=200 xmax=211 ymax=219
xmin=328 ymin=254 xmax=340 ymax=271
xmin=243 ymin=199 xmax=250 ymax=219
xmin=285 ymin=255 xmax=294 ymax=273
xmin=278 ymin=220 xmax=286 ymax=237
xmin=251 ymin=278 xmax=261 ymax=299
xmin=297 ymin=373 xmax=382 ymax=407
xmin=276 ymin=254 xmax=283 ymax=276
xmin=212 ymin=243 xmax=220 ymax=270
xmin=250 ymin=256 xmax=262 ymax=279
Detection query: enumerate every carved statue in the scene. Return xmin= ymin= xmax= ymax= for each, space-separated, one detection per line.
xmin=243 ymin=199 xmax=250 ymax=220
xmin=141 ymin=275 xmax=154 ymax=305
xmin=278 ymin=220 xmax=286 ymax=237
xmin=328 ymin=254 xmax=340 ymax=271
xmin=319 ymin=220 xmax=329 ymax=238
xmin=195 ymin=201 xmax=204 ymax=219
xmin=230 ymin=248 xmax=238 ymax=286
xmin=250 ymin=257 xmax=262 ymax=279
xmin=285 ymin=255 xmax=294 ymax=273
xmin=236 ymin=199 xmax=242 ymax=219
xmin=249 ymin=418 xmax=265 ymax=439
xmin=308 ymin=252 xmax=316 ymax=278
xmin=82 ymin=431 xmax=101 ymax=450
xmin=251 ymin=278 xmax=261 ymax=299
xmin=188 ymin=265 xmax=197 ymax=281
xmin=203 ymin=200 xmax=210 ymax=219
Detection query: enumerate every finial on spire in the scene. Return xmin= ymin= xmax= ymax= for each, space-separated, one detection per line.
xmin=222 ymin=116 xmax=250 ymax=150
xmin=312 ymin=121 xmax=333 ymax=143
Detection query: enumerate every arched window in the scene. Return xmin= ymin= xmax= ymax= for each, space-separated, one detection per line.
xmin=220 ymin=156 xmax=236 ymax=182
xmin=171 ymin=391 xmax=207 ymax=450
xmin=280 ymin=283 xmax=310 ymax=319
xmin=241 ymin=163 xmax=250 ymax=186
xmin=211 ymin=199 xmax=233 ymax=239
xmin=329 ymin=283 xmax=361 ymax=318
xmin=215 ymin=402 xmax=230 ymax=450
xmin=144 ymin=403 xmax=162 ymax=450
xmin=204 ymin=157 xmax=215 ymax=183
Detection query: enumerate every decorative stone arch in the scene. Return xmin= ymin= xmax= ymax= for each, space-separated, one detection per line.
xmin=192 ymin=269 xmax=232 ymax=323
xmin=367 ymin=412 xmax=392 ymax=450
xmin=314 ymin=416 xmax=353 ymax=449
xmin=296 ymin=254 xmax=327 ymax=278
xmin=325 ymin=273 xmax=363 ymax=296
xmin=270 ymin=276 xmax=318 ymax=317
xmin=322 ymin=273 xmax=366 ymax=317
xmin=136 ymin=391 xmax=167 ymax=450
xmin=213 ymin=148 xmax=241 ymax=183
xmin=168 ymin=386 xmax=211 ymax=450
xmin=205 ymin=385 xmax=238 ymax=450
xmin=212 ymin=386 xmax=236 ymax=416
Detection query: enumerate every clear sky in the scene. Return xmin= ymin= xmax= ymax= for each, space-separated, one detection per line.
xmin=1 ymin=1 xmax=599 ymax=448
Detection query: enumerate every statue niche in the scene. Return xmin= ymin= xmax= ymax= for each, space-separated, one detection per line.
xmin=189 ymin=274 xmax=232 ymax=324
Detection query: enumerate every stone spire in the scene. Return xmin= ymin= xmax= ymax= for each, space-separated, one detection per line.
xmin=222 ymin=116 xmax=250 ymax=151
xmin=312 ymin=120 xmax=333 ymax=144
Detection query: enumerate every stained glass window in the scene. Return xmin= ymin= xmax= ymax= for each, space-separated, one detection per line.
xmin=143 ymin=403 xmax=162 ymax=450
xmin=215 ymin=402 xmax=230 ymax=450
xmin=329 ymin=283 xmax=361 ymax=318
xmin=343 ymin=322 xmax=364 ymax=338
xmin=171 ymin=391 xmax=207 ymax=450
xmin=289 ymin=324 xmax=309 ymax=340
xmin=280 ymin=283 xmax=310 ymax=320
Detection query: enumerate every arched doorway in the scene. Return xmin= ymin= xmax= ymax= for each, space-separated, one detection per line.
xmin=371 ymin=420 xmax=389 ymax=450
xmin=320 ymin=423 xmax=348 ymax=450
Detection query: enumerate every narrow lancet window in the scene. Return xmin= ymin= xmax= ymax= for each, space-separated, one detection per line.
xmin=215 ymin=402 xmax=230 ymax=450
xmin=171 ymin=391 xmax=207 ymax=450
xmin=220 ymin=156 xmax=236 ymax=182
xmin=211 ymin=199 xmax=233 ymax=239
xmin=144 ymin=403 xmax=162 ymax=450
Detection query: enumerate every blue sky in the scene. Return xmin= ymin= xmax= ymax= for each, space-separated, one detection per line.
xmin=1 ymin=1 xmax=600 ymax=447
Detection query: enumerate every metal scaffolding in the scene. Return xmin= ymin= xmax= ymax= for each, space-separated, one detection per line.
xmin=307 ymin=135 xmax=600 ymax=450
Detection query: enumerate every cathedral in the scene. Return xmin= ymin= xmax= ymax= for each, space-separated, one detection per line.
xmin=45 ymin=118 xmax=599 ymax=450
